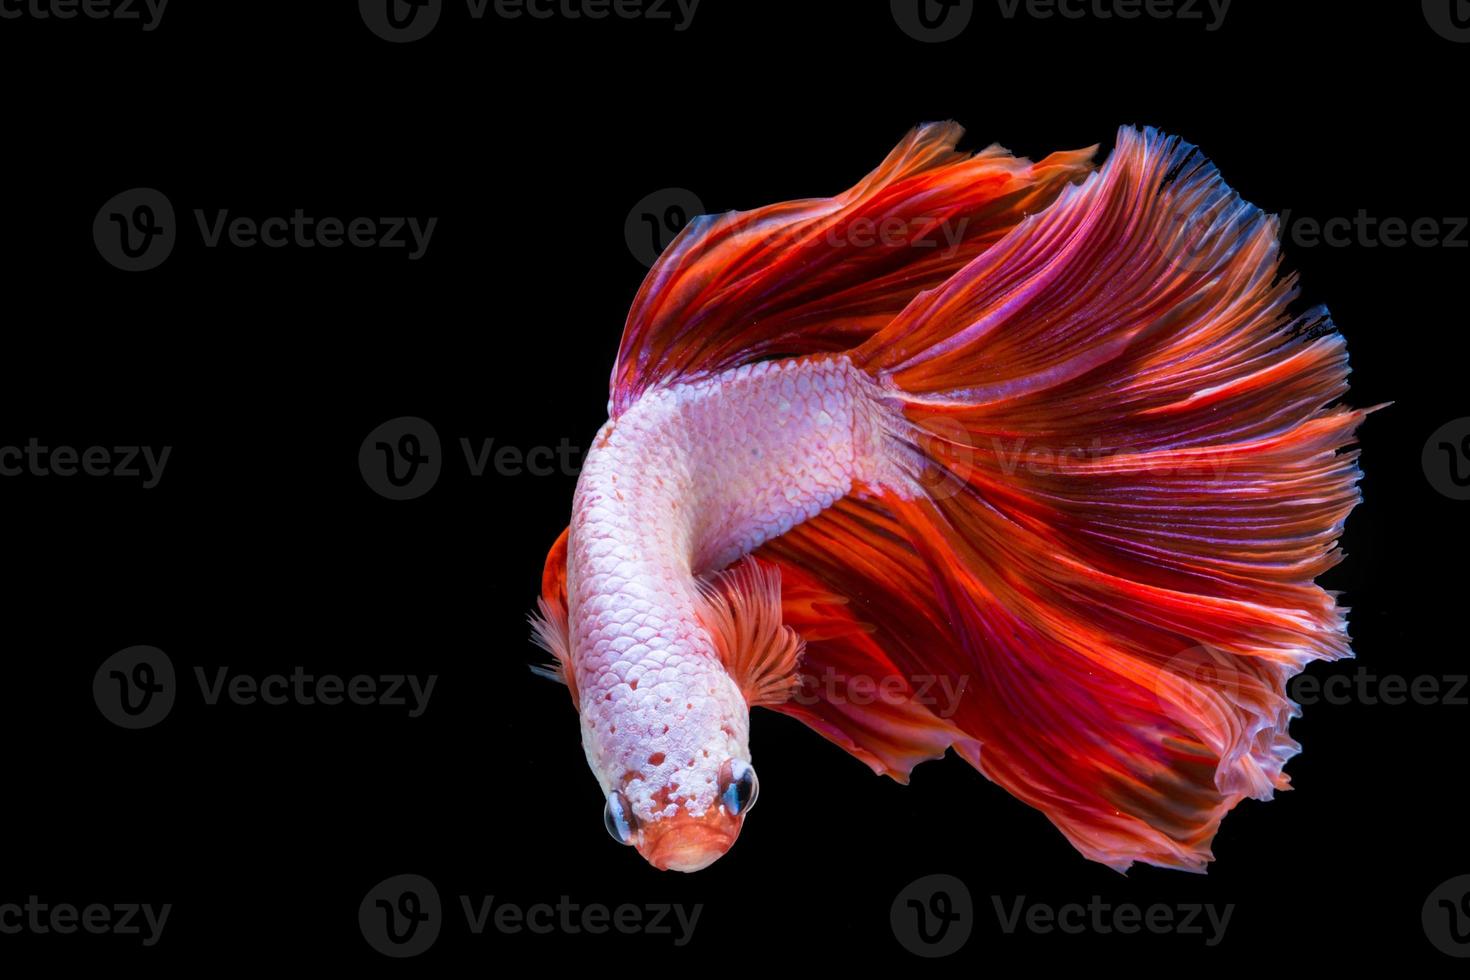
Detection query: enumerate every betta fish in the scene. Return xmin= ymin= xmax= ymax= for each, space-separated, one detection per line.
xmin=529 ymin=123 xmax=1367 ymax=873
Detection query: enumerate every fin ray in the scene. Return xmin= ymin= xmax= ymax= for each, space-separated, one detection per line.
xmin=610 ymin=124 xmax=1094 ymax=415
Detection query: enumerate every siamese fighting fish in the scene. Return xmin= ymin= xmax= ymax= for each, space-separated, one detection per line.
xmin=529 ymin=124 xmax=1367 ymax=873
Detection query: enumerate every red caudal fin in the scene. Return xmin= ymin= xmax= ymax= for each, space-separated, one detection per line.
xmin=820 ymin=126 xmax=1371 ymax=871
xmin=609 ymin=124 xmax=1094 ymax=416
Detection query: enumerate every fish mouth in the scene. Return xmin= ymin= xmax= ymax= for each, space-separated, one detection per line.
xmin=637 ymin=809 xmax=740 ymax=873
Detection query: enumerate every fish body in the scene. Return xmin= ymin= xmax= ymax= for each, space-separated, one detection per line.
xmin=567 ymin=356 xmax=900 ymax=870
xmin=532 ymin=124 xmax=1368 ymax=873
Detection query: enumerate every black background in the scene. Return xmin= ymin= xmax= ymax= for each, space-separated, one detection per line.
xmin=2 ymin=0 xmax=1466 ymax=969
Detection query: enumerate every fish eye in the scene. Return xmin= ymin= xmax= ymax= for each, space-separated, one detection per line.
xmin=720 ymin=760 xmax=759 ymax=817
xmin=604 ymin=790 xmax=637 ymax=845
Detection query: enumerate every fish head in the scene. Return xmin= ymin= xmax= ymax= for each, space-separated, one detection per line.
xmin=578 ymin=619 xmax=763 ymax=872
xmin=603 ymin=757 xmax=760 ymax=872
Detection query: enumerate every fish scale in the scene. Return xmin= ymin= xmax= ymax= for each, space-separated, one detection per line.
xmin=568 ymin=355 xmax=901 ymax=822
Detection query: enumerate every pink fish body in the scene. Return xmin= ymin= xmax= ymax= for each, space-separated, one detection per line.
xmin=566 ymin=358 xmax=899 ymax=870
xmin=532 ymin=124 xmax=1368 ymax=874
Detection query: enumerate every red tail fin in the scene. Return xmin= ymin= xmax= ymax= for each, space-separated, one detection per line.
xmin=754 ymin=127 xmax=1368 ymax=873
xmin=838 ymin=126 xmax=1369 ymax=871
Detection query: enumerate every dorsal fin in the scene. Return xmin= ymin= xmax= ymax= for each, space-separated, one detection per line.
xmin=609 ymin=123 xmax=1094 ymax=415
